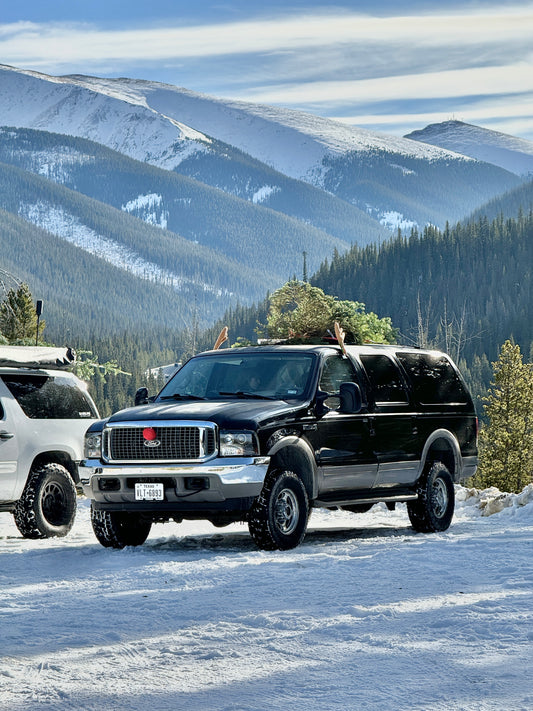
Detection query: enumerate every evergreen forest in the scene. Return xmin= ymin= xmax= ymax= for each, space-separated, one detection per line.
xmin=310 ymin=210 xmax=532 ymax=401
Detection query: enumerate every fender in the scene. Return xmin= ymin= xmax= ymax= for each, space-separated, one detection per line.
xmin=267 ymin=434 xmax=319 ymax=499
xmin=417 ymin=428 xmax=462 ymax=482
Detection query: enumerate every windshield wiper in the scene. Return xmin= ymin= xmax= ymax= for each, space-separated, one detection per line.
xmin=159 ymin=393 xmax=206 ymax=401
xmin=219 ymin=391 xmax=276 ymax=400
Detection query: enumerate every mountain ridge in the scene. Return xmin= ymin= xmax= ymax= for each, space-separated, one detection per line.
xmin=0 ymin=64 xmax=521 ymax=231
xmin=405 ymin=120 xmax=533 ymax=176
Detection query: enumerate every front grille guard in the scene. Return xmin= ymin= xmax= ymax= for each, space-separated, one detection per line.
xmin=102 ymin=420 xmax=218 ymax=464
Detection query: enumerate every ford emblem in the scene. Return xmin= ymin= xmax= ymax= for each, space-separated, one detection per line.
xmin=143 ymin=427 xmax=161 ymax=447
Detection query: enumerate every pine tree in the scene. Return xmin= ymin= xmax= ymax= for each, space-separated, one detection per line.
xmin=474 ymin=341 xmax=533 ymax=492
xmin=261 ymin=279 xmax=397 ymax=344
xmin=0 ymin=283 xmax=45 ymax=343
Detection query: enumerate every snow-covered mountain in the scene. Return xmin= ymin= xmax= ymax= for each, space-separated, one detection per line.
xmin=71 ymin=72 xmax=461 ymax=183
xmin=0 ymin=63 xmax=527 ymax=339
xmin=0 ymin=124 xmax=386 ymax=251
xmin=0 ymin=127 xmax=364 ymax=340
xmin=405 ymin=120 xmax=533 ymax=177
xmin=0 ymin=64 xmax=456 ymax=181
xmin=0 ymin=65 xmax=210 ymax=169
xmin=0 ymin=64 xmax=521 ymax=230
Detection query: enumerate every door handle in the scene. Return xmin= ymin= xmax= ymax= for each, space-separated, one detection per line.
xmin=0 ymin=431 xmax=14 ymax=440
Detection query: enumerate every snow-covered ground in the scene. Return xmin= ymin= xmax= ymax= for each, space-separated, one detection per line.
xmin=1 ymin=486 xmax=532 ymax=711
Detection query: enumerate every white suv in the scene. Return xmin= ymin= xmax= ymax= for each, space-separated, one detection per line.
xmin=0 ymin=347 xmax=98 ymax=538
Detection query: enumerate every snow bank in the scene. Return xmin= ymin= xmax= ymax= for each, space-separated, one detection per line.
xmin=456 ymin=483 xmax=533 ymax=517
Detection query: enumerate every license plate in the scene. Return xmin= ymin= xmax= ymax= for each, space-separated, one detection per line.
xmin=135 ymin=482 xmax=164 ymax=501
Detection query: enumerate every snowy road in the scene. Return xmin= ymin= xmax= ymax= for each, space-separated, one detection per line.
xmin=1 ymin=488 xmax=532 ymax=711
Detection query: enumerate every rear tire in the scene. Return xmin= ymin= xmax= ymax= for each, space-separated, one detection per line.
xmin=407 ymin=461 xmax=455 ymax=533
xmin=248 ymin=470 xmax=309 ymax=550
xmin=91 ymin=505 xmax=152 ymax=549
xmin=13 ymin=463 xmax=77 ymax=539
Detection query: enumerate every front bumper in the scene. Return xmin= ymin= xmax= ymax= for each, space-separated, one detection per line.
xmin=79 ymin=456 xmax=270 ymax=510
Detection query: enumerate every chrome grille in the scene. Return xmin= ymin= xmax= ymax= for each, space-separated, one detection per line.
xmin=103 ymin=424 xmax=216 ymax=462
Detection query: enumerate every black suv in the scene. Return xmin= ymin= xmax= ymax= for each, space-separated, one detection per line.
xmin=80 ymin=345 xmax=478 ymax=550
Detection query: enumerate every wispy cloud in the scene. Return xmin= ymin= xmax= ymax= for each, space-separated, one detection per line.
xmin=1 ymin=8 xmax=532 ymax=64
xmin=240 ymin=64 xmax=533 ymax=105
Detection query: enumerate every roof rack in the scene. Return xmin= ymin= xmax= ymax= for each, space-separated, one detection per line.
xmin=0 ymin=346 xmax=76 ymax=370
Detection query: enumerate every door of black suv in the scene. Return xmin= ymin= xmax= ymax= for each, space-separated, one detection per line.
xmin=313 ymin=353 xmax=378 ymax=494
xmin=358 ymin=353 xmax=420 ymax=487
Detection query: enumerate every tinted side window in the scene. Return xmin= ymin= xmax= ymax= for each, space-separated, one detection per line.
xmin=396 ymin=352 xmax=468 ymax=404
xmin=319 ymin=355 xmax=358 ymax=394
xmin=1 ymin=375 xmax=97 ymax=419
xmin=359 ymin=355 xmax=408 ymax=403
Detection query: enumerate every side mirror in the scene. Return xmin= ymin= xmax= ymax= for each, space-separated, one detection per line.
xmin=135 ymin=387 xmax=149 ymax=406
xmin=339 ymin=382 xmax=362 ymax=414
xmin=314 ymin=389 xmax=332 ymax=417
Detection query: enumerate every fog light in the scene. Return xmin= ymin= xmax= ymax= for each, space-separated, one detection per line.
xmin=184 ymin=477 xmax=209 ymax=491
xmin=98 ymin=478 xmax=120 ymax=492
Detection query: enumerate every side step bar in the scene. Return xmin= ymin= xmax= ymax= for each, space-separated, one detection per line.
xmin=314 ymin=492 xmax=418 ymax=508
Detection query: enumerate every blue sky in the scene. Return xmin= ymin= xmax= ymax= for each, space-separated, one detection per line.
xmin=2 ymin=0 xmax=533 ymax=140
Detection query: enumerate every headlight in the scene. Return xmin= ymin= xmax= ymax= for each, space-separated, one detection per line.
xmin=84 ymin=433 xmax=102 ymax=459
xmin=219 ymin=431 xmax=258 ymax=457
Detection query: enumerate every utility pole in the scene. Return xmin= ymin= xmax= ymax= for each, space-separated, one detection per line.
xmin=35 ymin=300 xmax=43 ymax=346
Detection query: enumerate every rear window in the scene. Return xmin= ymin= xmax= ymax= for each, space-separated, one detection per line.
xmin=396 ymin=352 xmax=469 ymax=405
xmin=1 ymin=374 xmax=97 ymax=419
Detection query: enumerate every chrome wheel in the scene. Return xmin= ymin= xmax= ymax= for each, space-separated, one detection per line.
xmin=431 ymin=476 xmax=449 ymax=519
xmin=274 ymin=488 xmax=299 ymax=535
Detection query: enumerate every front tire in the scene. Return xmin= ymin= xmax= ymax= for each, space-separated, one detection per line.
xmin=13 ymin=463 xmax=77 ymax=539
xmin=248 ymin=470 xmax=309 ymax=550
xmin=91 ymin=505 xmax=152 ymax=549
xmin=407 ymin=461 xmax=455 ymax=533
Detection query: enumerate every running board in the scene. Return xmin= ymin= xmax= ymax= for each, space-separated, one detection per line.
xmin=314 ymin=492 xmax=418 ymax=508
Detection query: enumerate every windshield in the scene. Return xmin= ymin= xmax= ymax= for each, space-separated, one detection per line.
xmin=157 ymin=352 xmax=316 ymax=401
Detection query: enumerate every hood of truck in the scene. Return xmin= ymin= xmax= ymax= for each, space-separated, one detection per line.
xmin=106 ymin=398 xmax=309 ymax=430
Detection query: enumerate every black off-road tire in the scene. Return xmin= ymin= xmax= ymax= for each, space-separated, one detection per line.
xmin=407 ymin=461 xmax=455 ymax=533
xmin=13 ymin=463 xmax=77 ymax=539
xmin=91 ymin=505 xmax=152 ymax=549
xmin=248 ymin=470 xmax=309 ymax=551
